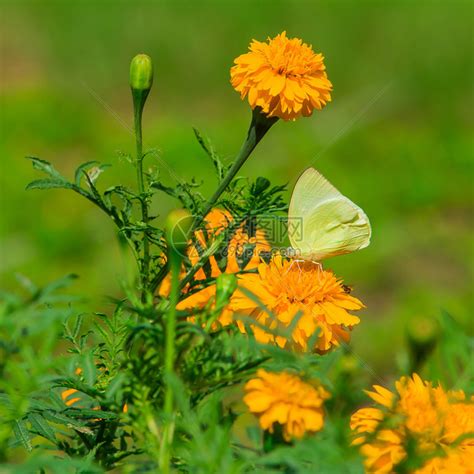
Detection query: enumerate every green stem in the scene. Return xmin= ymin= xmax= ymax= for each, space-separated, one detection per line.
xmin=164 ymin=258 xmax=179 ymax=411
xmin=160 ymin=252 xmax=181 ymax=473
xmin=133 ymin=93 xmax=151 ymax=299
xmin=150 ymin=109 xmax=277 ymax=294
xmin=193 ymin=108 xmax=277 ymax=232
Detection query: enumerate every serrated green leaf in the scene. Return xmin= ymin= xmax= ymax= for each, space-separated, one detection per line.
xmin=26 ymin=178 xmax=73 ymax=191
xmin=0 ymin=393 xmax=13 ymax=409
xmin=193 ymin=127 xmax=225 ymax=181
xmin=105 ymin=373 xmax=125 ymax=400
xmin=4 ymin=456 xmax=104 ymax=474
xmin=81 ymin=352 xmax=97 ymax=386
xmin=72 ymin=314 xmax=84 ymax=339
xmin=13 ymin=419 xmax=32 ymax=452
xmin=43 ymin=410 xmax=87 ymax=428
xmin=28 ymin=413 xmax=56 ymax=442
xmin=93 ymin=320 xmax=112 ymax=347
xmin=26 ymin=156 xmax=64 ymax=179
xmin=42 ymin=273 xmax=78 ymax=295
xmin=65 ymin=408 xmax=117 ymax=420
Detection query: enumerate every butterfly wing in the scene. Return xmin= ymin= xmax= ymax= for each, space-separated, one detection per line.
xmin=288 ymin=167 xmax=371 ymax=260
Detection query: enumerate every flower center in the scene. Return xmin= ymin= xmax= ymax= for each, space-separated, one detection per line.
xmin=271 ymin=263 xmax=328 ymax=304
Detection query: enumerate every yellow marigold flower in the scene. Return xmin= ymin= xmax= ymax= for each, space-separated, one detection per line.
xmin=231 ymin=31 xmax=332 ymax=121
xmin=231 ymin=255 xmax=364 ymax=353
xmin=416 ymin=448 xmax=474 ymax=474
xmin=244 ymin=369 xmax=330 ymax=441
xmin=350 ymin=374 xmax=474 ymax=474
xmin=160 ymin=209 xmax=270 ymax=328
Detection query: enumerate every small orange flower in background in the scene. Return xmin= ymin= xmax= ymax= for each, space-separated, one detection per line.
xmin=244 ymin=369 xmax=330 ymax=441
xmin=160 ymin=209 xmax=270 ymax=327
xmin=350 ymin=374 xmax=474 ymax=474
xmin=231 ymin=255 xmax=364 ymax=353
xmin=231 ymin=31 xmax=332 ymax=120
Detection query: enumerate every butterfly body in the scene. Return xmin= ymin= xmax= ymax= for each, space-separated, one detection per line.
xmin=288 ymin=167 xmax=371 ymax=262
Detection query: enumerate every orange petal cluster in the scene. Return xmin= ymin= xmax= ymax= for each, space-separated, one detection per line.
xmin=231 ymin=31 xmax=332 ymax=120
xmin=160 ymin=209 xmax=270 ymax=328
xmin=231 ymin=255 xmax=364 ymax=353
xmin=244 ymin=369 xmax=330 ymax=441
xmin=350 ymin=374 xmax=474 ymax=473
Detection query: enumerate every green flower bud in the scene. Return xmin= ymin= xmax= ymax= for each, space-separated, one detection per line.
xmin=165 ymin=209 xmax=193 ymax=260
xmin=407 ymin=315 xmax=439 ymax=348
xmin=406 ymin=315 xmax=439 ymax=371
xmin=130 ymin=54 xmax=153 ymax=121
xmin=130 ymin=54 xmax=153 ymax=92
xmin=215 ymin=273 xmax=238 ymax=310
xmin=339 ymin=354 xmax=359 ymax=374
xmin=254 ymin=177 xmax=270 ymax=194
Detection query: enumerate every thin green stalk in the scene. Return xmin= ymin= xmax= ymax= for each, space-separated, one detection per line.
xmin=160 ymin=251 xmax=181 ymax=473
xmin=133 ymin=98 xmax=151 ymax=298
xmin=193 ymin=108 xmax=277 ymax=233
xmin=164 ymin=257 xmax=179 ymax=411
xmin=130 ymin=54 xmax=153 ymax=298
xmin=150 ymin=109 xmax=277 ymax=293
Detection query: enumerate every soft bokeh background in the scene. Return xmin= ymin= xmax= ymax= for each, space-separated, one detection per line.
xmin=1 ymin=0 xmax=472 ymax=372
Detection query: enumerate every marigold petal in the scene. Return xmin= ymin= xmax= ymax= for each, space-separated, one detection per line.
xmin=230 ymin=32 xmax=332 ymax=120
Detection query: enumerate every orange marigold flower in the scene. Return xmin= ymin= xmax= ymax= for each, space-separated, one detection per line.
xmin=160 ymin=209 xmax=270 ymax=328
xmin=231 ymin=31 xmax=332 ymax=121
xmin=350 ymin=374 xmax=474 ymax=474
xmin=231 ymin=255 xmax=364 ymax=353
xmin=244 ymin=369 xmax=330 ymax=441
xmin=190 ymin=209 xmax=270 ymax=276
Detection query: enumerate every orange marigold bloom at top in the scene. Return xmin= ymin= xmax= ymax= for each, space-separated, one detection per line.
xmin=350 ymin=374 xmax=474 ymax=474
xmin=231 ymin=31 xmax=332 ymax=121
xmin=230 ymin=255 xmax=364 ymax=353
xmin=244 ymin=369 xmax=330 ymax=441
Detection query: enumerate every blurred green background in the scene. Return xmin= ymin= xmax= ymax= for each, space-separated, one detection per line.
xmin=1 ymin=0 xmax=472 ymax=372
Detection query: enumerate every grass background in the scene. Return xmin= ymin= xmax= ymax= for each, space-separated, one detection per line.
xmin=1 ymin=0 xmax=472 ymax=374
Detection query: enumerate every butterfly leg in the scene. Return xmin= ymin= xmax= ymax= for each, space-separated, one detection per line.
xmin=282 ymin=258 xmax=308 ymax=280
xmin=283 ymin=257 xmax=303 ymax=276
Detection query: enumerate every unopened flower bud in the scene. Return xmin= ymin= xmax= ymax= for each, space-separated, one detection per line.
xmin=254 ymin=177 xmax=270 ymax=194
xmin=406 ymin=315 xmax=439 ymax=371
xmin=165 ymin=209 xmax=193 ymax=260
xmin=215 ymin=273 xmax=238 ymax=310
xmin=130 ymin=54 xmax=153 ymax=92
xmin=130 ymin=54 xmax=153 ymax=119
xmin=407 ymin=315 xmax=439 ymax=348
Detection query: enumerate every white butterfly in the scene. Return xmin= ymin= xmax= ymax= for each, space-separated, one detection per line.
xmin=288 ymin=167 xmax=371 ymax=261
